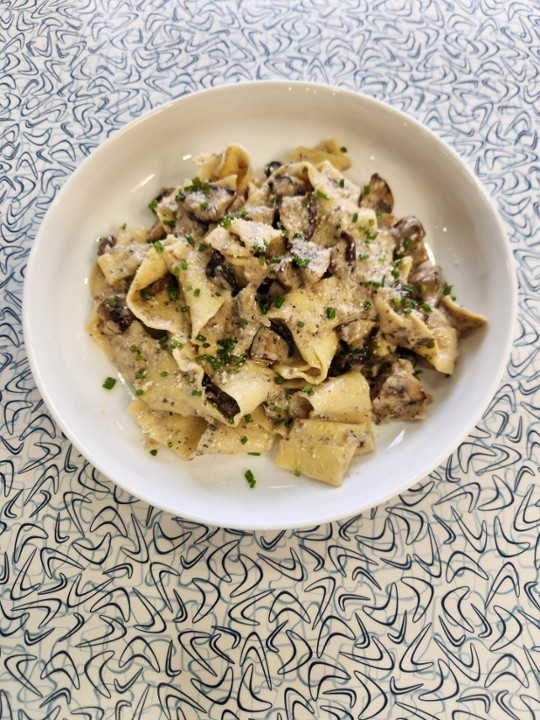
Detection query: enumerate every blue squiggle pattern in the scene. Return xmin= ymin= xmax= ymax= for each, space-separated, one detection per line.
xmin=1 ymin=0 xmax=539 ymax=716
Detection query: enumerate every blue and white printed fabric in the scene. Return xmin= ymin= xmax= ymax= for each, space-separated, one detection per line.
xmin=1 ymin=1 xmax=538 ymax=717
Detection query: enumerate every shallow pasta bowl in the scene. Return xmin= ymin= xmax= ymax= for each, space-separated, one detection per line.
xmin=23 ymin=81 xmax=516 ymax=529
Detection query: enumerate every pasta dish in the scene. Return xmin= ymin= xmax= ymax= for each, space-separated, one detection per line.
xmin=89 ymin=140 xmax=486 ymax=485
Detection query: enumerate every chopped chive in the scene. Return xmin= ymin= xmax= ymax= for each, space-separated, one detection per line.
xmin=339 ymin=178 xmax=345 ymax=188
xmin=316 ymin=189 xmax=329 ymax=200
xmin=244 ymin=414 xmax=253 ymax=423
xmin=426 ymin=341 xmax=436 ymax=349
xmin=296 ymin=320 xmax=305 ymax=327
xmin=303 ymin=385 xmax=314 ymax=396
xmin=240 ymin=436 xmax=248 ymax=445
xmin=160 ymin=371 xmax=168 ymax=377
xmin=194 ymin=288 xmax=201 ymax=296
xmin=340 ymin=146 xmax=347 ymax=153
xmin=274 ymin=376 xmax=284 ymax=385
xmin=148 ymin=198 xmax=158 ymax=211
xmin=195 ymin=334 xmax=206 ymax=342
xmin=200 ymin=201 xmax=209 ymax=209
xmin=363 ymin=185 xmax=370 ymax=195
xmin=245 ymin=469 xmax=256 ymax=488
xmin=135 ymin=389 xmax=144 ymax=396
xmin=171 ymin=265 xmax=180 ymax=276
xmin=198 ymin=243 xmax=206 ymax=252
xmin=363 ymin=300 xmax=373 ymax=311
xmin=191 ymin=389 xmax=202 ymax=396
xmin=151 ymin=241 xmax=164 ymax=253
xmin=102 ymin=377 xmax=116 ymax=390
xmin=240 ymin=318 xmax=249 ymax=325
xmin=247 ymin=452 xmax=260 ymax=456
xmin=149 ymin=449 xmax=158 ymax=456
xmin=180 ymin=305 xmax=190 ymax=312
xmin=186 ymin=235 xmax=195 ymax=246
xmin=274 ymin=295 xmax=285 ymax=308
xmin=294 ymin=469 xmax=301 ymax=477
xmin=326 ymin=307 xmax=336 ymax=319
xmin=181 ymin=259 xmax=188 ymax=270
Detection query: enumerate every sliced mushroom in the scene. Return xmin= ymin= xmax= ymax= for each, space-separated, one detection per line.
xmin=371 ymin=358 xmax=430 ymax=423
xmin=360 ymin=173 xmax=394 ymax=214
xmin=97 ymin=296 xmax=134 ymax=334
xmin=442 ymin=295 xmax=487 ymax=336
xmin=97 ymin=235 xmax=116 ymax=256
xmin=329 ymin=233 xmax=354 ymax=281
xmin=268 ymin=173 xmax=305 ymax=197
xmin=391 ymin=216 xmax=429 ymax=268
xmin=140 ymin=273 xmax=178 ymax=300
xmin=147 ymin=222 xmax=167 ymax=242
xmin=264 ymin=160 xmax=283 ymax=177
xmin=206 ymin=250 xmax=240 ymax=295
xmin=337 ymin=319 xmax=376 ymax=349
xmin=250 ymin=326 xmax=291 ymax=363
xmin=289 ymin=237 xmax=332 ymax=286
xmin=178 ymin=184 xmax=236 ymax=223
xmin=278 ymin=195 xmax=317 ymax=242
xmin=272 ymin=257 xmax=301 ymax=291
xmin=408 ymin=262 xmax=444 ymax=307
xmin=328 ymin=343 xmax=371 ymax=377
xmin=341 ymin=230 xmax=356 ymax=265
xmin=201 ymin=374 xmax=240 ymax=419
xmin=269 ymin=320 xmax=295 ymax=356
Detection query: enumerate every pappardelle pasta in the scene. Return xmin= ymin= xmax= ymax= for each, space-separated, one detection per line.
xmin=89 ymin=140 xmax=486 ymax=486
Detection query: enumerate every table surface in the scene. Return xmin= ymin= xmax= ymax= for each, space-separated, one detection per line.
xmin=1 ymin=0 xmax=539 ymax=717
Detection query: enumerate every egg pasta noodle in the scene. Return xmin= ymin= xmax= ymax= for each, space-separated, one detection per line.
xmin=89 ymin=140 xmax=486 ymax=486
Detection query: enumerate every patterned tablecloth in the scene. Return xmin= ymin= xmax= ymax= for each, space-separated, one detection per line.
xmin=1 ymin=0 xmax=539 ymax=717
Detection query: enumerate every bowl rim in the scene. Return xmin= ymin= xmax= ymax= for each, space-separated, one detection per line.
xmin=22 ymin=79 xmax=519 ymax=528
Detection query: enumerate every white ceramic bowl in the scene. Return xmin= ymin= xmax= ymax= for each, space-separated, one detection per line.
xmin=23 ymin=82 xmax=516 ymax=529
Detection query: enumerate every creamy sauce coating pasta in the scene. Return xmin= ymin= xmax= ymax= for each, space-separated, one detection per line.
xmin=89 ymin=141 xmax=487 ymax=486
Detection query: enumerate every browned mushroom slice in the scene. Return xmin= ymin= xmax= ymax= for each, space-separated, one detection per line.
xmin=391 ymin=216 xmax=429 ymax=267
xmin=206 ymin=249 xmax=240 ymax=295
xmin=201 ymin=374 xmax=240 ymax=419
xmin=289 ymin=237 xmax=331 ymax=285
xmin=264 ymin=160 xmax=283 ymax=177
xmin=97 ymin=235 xmax=116 ymax=256
xmin=371 ymin=358 xmax=430 ymax=423
xmin=408 ymin=262 xmax=444 ymax=307
xmin=359 ymin=173 xmax=394 ymax=214
xmin=272 ymin=257 xmax=301 ymax=291
xmin=178 ymin=184 xmax=236 ymax=223
xmin=268 ymin=173 xmax=305 ymax=197
xmin=329 ymin=233 xmax=355 ymax=281
xmin=278 ymin=193 xmax=317 ymax=241
xmin=442 ymin=295 xmax=487 ymax=336
xmin=250 ymin=326 xmax=291 ymax=363
xmin=97 ymin=296 xmax=135 ymax=334
xmin=337 ymin=319 xmax=376 ymax=349
xmin=147 ymin=222 xmax=167 ymax=242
